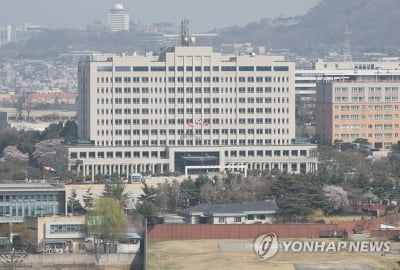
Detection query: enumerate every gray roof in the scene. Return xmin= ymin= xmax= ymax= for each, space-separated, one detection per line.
xmin=178 ymin=201 xmax=278 ymax=217
xmin=0 ymin=183 xmax=65 ymax=192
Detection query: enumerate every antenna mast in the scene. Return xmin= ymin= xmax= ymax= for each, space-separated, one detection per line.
xmin=343 ymin=24 xmax=352 ymax=66
xmin=181 ymin=18 xmax=194 ymax=47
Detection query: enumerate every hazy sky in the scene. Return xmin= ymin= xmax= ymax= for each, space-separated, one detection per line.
xmin=0 ymin=0 xmax=320 ymax=32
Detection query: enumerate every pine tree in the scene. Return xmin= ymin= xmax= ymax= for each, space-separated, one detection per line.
xmin=82 ymin=188 xmax=94 ymax=210
xmin=68 ymin=189 xmax=83 ymax=215
xmin=102 ymin=180 xmax=129 ymax=207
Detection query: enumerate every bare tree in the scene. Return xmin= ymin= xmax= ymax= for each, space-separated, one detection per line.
xmin=15 ymin=96 xmax=26 ymax=121
xmin=25 ymin=94 xmax=32 ymax=122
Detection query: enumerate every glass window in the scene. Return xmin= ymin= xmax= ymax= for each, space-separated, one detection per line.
xmin=97 ymin=66 xmax=112 ymax=72
xmin=256 ymin=66 xmax=272 ymax=71
xmin=115 ymin=66 xmax=131 ymax=72
xmin=239 ymin=66 xmax=254 ymax=71
xmin=273 ymin=66 xmax=289 ymax=71
xmin=151 ymin=66 xmax=166 ymax=72
xmin=133 ymin=66 xmax=148 ymax=72
xmin=221 ymin=66 xmax=236 ymax=71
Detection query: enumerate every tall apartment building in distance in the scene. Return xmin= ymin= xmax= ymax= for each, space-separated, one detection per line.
xmin=107 ymin=4 xmax=129 ymax=32
xmin=316 ymin=70 xmax=400 ymax=149
xmin=57 ymin=46 xmax=318 ymax=181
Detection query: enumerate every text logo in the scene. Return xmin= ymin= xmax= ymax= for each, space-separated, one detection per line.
xmin=253 ymin=233 xmax=279 ymax=260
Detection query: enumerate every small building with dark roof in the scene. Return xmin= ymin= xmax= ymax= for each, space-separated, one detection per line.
xmin=178 ymin=200 xmax=278 ymax=224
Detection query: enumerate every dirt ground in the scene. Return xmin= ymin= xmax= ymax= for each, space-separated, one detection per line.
xmin=147 ymin=239 xmax=400 ymax=270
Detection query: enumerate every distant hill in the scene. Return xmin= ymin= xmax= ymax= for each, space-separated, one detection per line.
xmin=214 ymin=0 xmax=400 ymax=57
xmin=1 ymin=0 xmax=399 ymax=59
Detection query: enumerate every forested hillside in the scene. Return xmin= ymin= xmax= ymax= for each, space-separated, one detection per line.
xmin=216 ymin=0 xmax=400 ymax=56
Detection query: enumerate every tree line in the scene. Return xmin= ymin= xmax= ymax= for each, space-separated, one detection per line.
xmin=0 ymin=121 xmax=77 ymax=180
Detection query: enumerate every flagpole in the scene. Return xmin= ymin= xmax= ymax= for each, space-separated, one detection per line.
xmin=40 ymin=161 xmax=43 ymax=180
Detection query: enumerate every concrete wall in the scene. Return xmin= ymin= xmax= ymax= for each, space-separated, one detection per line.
xmin=147 ymin=223 xmax=339 ymax=240
xmin=148 ymin=213 xmax=400 ymax=240
xmin=20 ymin=253 xmax=138 ymax=269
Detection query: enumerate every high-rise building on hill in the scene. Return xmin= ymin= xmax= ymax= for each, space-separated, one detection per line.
xmin=107 ymin=3 xmax=129 ymax=32
xmin=57 ymin=46 xmax=318 ymax=181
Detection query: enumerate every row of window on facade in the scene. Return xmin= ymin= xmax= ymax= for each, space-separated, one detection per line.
xmin=97 ymin=107 xmax=289 ymax=116
xmin=97 ymin=118 xmax=289 ymax=127
xmin=97 ymin=65 xmax=289 ymax=73
xmin=95 ymin=138 xmax=292 ymax=147
xmin=226 ymin=149 xmax=308 ymax=158
xmin=218 ymin=214 xmax=267 ymax=224
xmin=335 ymin=124 xmax=399 ymax=130
xmin=95 ymin=97 xmax=290 ymax=106
xmin=0 ymin=194 xmax=60 ymax=202
xmin=334 ymin=133 xmax=398 ymax=140
xmin=335 ymin=87 xmax=399 ymax=93
xmin=334 ymin=96 xmax=399 ymax=102
xmin=49 ymin=224 xmax=85 ymax=234
xmin=98 ymin=75 xmax=290 ymax=84
xmin=354 ymin=64 xmax=375 ymax=70
xmin=334 ymin=114 xmax=399 ymax=120
xmin=0 ymin=205 xmax=59 ymax=217
xmin=337 ymin=105 xmax=399 ymax=111
xmin=97 ymin=127 xmax=290 ymax=135
xmin=96 ymin=86 xmax=290 ymax=94
xmin=70 ymin=148 xmax=307 ymax=160
xmin=104 ymin=97 xmax=291 ymax=105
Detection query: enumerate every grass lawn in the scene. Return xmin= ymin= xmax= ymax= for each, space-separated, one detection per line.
xmin=147 ymin=239 xmax=400 ymax=270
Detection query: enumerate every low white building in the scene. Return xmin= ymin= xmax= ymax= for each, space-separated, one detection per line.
xmin=178 ymin=200 xmax=278 ymax=224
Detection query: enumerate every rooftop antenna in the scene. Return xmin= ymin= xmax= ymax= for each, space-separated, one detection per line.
xmin=181 ymin=18 xmax=195 ymax=46
xmin=343 ymin=24 xmax=352 ymax=66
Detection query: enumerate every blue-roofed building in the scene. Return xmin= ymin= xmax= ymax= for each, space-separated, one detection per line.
xmin=178 ymin=200 xmax=278 ymax=224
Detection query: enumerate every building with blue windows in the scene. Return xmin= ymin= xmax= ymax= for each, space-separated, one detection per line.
xmin=0 ymin=184 xmax=66 ymax=224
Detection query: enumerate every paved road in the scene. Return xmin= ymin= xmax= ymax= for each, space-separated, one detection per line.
xmin=294 ymin=264 xmax=374 ymax=270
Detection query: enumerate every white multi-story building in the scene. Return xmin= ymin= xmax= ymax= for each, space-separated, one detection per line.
xmin=57 ymin=46 xmax=318 ymax=181
xmin=106 ymin=4 xmax=129 ymax=32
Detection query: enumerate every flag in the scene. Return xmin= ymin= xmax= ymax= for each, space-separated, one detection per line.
xmin=43 ymin=166 xmax=57 ymax=173
xmin=187 ymin=121 xmax=194 ymax=127
xmin=202 ymin=121 xmax=209 ymax=127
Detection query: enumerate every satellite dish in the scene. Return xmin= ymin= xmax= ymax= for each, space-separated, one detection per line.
xmin=191 ymin=37 xmax=196 ymax=43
